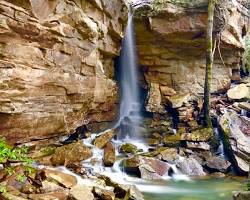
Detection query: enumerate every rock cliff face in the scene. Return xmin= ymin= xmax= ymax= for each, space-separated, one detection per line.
xmin=133 ymin=0 xmax=249 ymax=112
xmin=0 ymin=0 xmax=127 ymax=143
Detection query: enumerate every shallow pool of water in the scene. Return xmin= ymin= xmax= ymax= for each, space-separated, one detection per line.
xmin=141 ymin=178 xmax=242 ymax=200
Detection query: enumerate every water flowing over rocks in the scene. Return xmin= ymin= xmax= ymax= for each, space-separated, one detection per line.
xmin=0 ymin=0 xmax=128 ymax=143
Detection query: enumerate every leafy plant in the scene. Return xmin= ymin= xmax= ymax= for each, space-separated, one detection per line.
xmin=0 ymin=186 xmax=7 ymax=193
xmin=16 ymin=174 xmax=26 ymax=183
xmin=0 ymin=138 xmax=34 ymax=165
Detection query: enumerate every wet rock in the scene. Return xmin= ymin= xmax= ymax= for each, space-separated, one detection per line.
xmin=156 ymin=148 xmax=178 ymax=163
xmin=115 ymin=184 xmax=145 ymax=200
xmin=123 ymin=156 xmax=170 ymax=180
xmin=233 ymin=191 xmax=250 ymax=200
xmin=227 ymin=84 xmax=250 ymax=100
xmin=103 ymin=142 xmax=116 ymax=167
xmin=181 ymin=128 xmax=213 ymax=142
xmin=219 ymin=110 xmax=250 ymax=173
xmin=165 ymin=93 xmax=192 ymax=108
xmin=119 ymin=143 xmax=139 ymax=154
xmin=93 ymin=187 xmax=115 ymax=200
xmin=176 ymin=157 xmax=206 ymax=176
xmin=51 ymin=141 xmax=92 ymax=166
xmin=93 ymin=129 xmax=115 ymax=149
xmin=44 ymin=169 xmax=77 ymax=188
xmin=29 ymin=192 xmax=68 ymax=200
xmin=205 ymin=156 xmax=231 ymax=173
xmin=163 ymin=133 xmax=182 ymax=147
xmin=147 ymin=138 xmax=160 ymax=146
xmin=186 ymin=141 xmax=210 ymax=151
xmin=69 ymin=184 xmax=94 ymax=200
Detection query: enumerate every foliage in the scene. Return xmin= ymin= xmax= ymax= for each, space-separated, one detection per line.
xmin=0 ymin=186 xmax=7 ymax=193
xmin=243 ymin=179 xmax=250 ymax=191
xmin=16 ymin=174 xmax=26 ymax=183
xmin=0 ymin=138 xmax=33 ymax=165
xmin=243 ymin=35 xmax=250 ymax=71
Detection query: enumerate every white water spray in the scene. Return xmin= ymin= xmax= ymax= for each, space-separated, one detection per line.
xmin=117 ymin=11 xmax=142 ymax=139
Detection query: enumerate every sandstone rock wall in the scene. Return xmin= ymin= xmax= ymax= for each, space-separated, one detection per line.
xmin=0 ymin=0 xmax=127 ymax=143
xmin=134 ymin=0 xmax=249 ymax=100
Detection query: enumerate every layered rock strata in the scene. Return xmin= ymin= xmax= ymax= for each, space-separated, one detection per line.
xmin=0 ymin=0 xmax=127 ymax=143
xmin=133 ymin=0 xmax=250 ymax=112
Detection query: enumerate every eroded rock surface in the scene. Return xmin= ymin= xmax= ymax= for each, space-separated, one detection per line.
xmin=0 ymin=0 xmax=127 ymax=143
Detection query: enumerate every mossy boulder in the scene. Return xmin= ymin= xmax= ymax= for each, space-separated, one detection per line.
xmin=119 ymin=143 xmax=140 ymax=154
xmin=163 ymin=133 xmax=182 ymax=147
xmin=93 ymin=129 xmax=115 ymax=149
xmin=181 ymin=127 xmax=213 ymax=142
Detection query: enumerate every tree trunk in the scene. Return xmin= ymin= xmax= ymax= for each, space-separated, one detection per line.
xmin=203 ymin=0 xmax=216 ymax=127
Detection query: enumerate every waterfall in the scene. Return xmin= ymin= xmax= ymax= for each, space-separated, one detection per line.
xmin=117 ymin=11 xmax=142 ymax=140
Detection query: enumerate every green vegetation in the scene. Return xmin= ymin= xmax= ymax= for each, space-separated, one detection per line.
xmin=243 ymin=180 xmax=250 ymax=191
xmin=0 ymin=138 xmax=33 ymax=165
xmin=40 ymin=146 xmax=56 ymax=156
xmin=0 ymin=186 xmax=7 ymax=193
xmin=16 ymin=174 xmax=26 ymax=183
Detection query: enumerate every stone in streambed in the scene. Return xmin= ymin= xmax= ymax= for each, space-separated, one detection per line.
xmin=50 ymin=141 xmax=92 ymax=166
xmin=69 ymin=184 xmax=94 ymax=200
xmin=176 ymin=157 xmax=206 ymax=176
xmin=0 ymin=193 xmax=28 ymax=200
xmin=123 ymin=156 xmax=170 ymax=180
xmin=103 ymin=142 xmax=116 ymax=167
xmin=93 ymin=129 xmax=115 ymax=149
xmin=156 ymin=147 xmax=178 ymax=163
xmin=205 ymin=156 xmax=231 ymax=173
xmin=147 ymin=138 xmax=160 ymax=146
xmin=233 ymin=191 xmax=250 ymax=200
xmin=239 ymin=102 xmax=250 ymax=112
xmin=119 ymin=143 xmax=139 ymax=154
xmin=93 ymin=187 xmax=115 ymax=200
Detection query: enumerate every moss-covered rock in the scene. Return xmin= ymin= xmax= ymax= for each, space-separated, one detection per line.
xmin=181 ymin=127 xmax=213 ymax=142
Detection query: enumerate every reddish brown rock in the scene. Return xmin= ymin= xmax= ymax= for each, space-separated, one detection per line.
xmin=103 ymin=142 xmax=116 ymax=167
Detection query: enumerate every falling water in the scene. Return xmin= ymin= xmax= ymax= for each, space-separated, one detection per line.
xmin=117 ymin=11 xmax=142 ymax=139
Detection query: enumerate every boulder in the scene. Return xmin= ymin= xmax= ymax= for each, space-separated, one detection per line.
xmin=44 ymin=170 xmax=77 ymax=188
xmin=181 ymin=128 xmax=213 ymax=142
xmin=0 ymin=193 xmax=28 ymax=200
xmin=69 ymin=185 xmax=94 ymax=200
xmin=219 ymin=110 xmax=250 ymax=173
xmin=160 ymin=86 xmax=177 ymax=96
xmin=93 ymin=187 xmax=115 ymax=200
xmin=176 ymin=157 xmax=206 ymax=176
xmin=239 ymin=102 xmax=250 ymax=112
xmin=51 ymin=141 xmax=92 ymax=166
xmin=123 ymin=156 xmax=170 ymax=180
xmin=119 ymin=143 xmax=139 ymax=154
xmin=205 ymin=156 xmax=231 ymax=173
xmin=227 ymin=84 xmax=250 ymax=100
xmin=93 ymin=129 xmax=115 ymax=149
xmin=103 ymin=142 xmax=116 ymax=167
xmin=156 ymin=147 xmax=178 ymax=163
xmin=233 ymin=191 xmax=250 ymax=200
